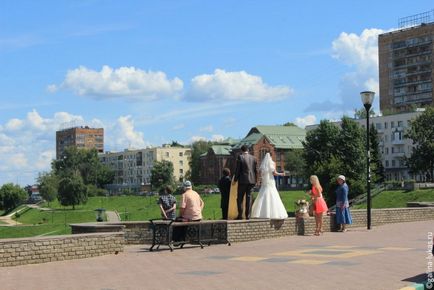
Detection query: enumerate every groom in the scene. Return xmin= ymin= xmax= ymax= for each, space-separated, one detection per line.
xmin=233 ymin=145 xmax=257 ymax=220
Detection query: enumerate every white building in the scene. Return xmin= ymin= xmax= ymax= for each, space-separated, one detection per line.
xmin=306 ymin=110 xmax=424 ymax=181
xmin=99 ymin=145 xmax=191 ymax=194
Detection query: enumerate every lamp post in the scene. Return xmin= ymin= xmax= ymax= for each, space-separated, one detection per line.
xmin=360 ymin=91 xmax=375 ymax=230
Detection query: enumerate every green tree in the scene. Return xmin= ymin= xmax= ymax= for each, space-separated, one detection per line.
xmin=283 ymin=122 xmax=297 ymax=127
xmin=405 ymin=107 xmax=434 ymax=181
xmin=284 ymin=149 xmax=306 ymax=184
xmin=0 ymin=183 xmax=28 ymax=213
xmin=37 ymin=172 xmax=59 ymax=206
xmin=336 ymin=117 xmax=366 ymax=199
xmin=58 ymin=174 xmax=88 ymax=210
xmin=302 ymin=118 xmax=367 ymax=204
xmin=53 ymin=147 xmax=114 ymax=188
xmin=151 ymin=160 xmax=174 ymax=191
xmin=369 ymin=124 xmax=385 ymax=183
xmin=189 ymin=140 xmax=212 ymax=183
xmin=354 ymin=107 xmax=375 ymax=119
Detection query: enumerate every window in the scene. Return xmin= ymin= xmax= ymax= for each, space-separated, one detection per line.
xmin=179 ymin=152 xmax=183 ymax=157
xmin=375 ymin=123 xmax=382 ymax=130
xmin=391 ymin=147 xmax=395 ymax=153
xmin=392 ymin=160 xmax=396 ymax=167
xmin=385 ymin=160 xmax=389 ymax=167
xmin=397 ymin=121 xmax=403 ymax=128
xmin=165 ymin=152 xmax=169 ymax=157
xmin=179 ymin=169 xmax=184 ymax=174
xmin=391 ymin=121 xmax=395 ymax=128
xmin=384 ymin=122 xmax=388 ymax=129
xmin=385 ymin=147 xmax=389 ymax=155
xmin=385 ymin=135 xmax=388 ymax=142
xmin=179 ymin=160 xmax=183 ymax=166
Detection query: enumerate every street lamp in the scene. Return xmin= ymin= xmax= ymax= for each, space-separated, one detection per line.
xmin=360 ymin=91 xmax=375 ymax=230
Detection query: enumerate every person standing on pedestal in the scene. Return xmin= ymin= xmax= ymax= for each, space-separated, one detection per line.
xmin=233 ymin=145 xmax=258 ymax=220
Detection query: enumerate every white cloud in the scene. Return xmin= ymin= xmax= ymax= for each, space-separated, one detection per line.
xmin=199 ymin=125 xmax=213 ymax=133
xmin=110 ymin=115 xmax=147 ymax=149
xmin=185 ymin=69 xmax=293 ymax=102
xmin=308 ymin=28 xmax=386 ymax=113
xmin=5 ymin=118 xmax=23 ymax=131
xmin=294 ymin=115 xmax=317 ymax=128
xmin=49 ymin=65 xmax=183 ymax=101
xmin=332 ymin=28 xmax=386 ymax=108
xmin=332 ymin=28 xmax=384 ymax=73
xmin=211 ymin=134 xmax=225 ymax=142
xmin=189 ymin=136 xmax=207 ymax=143
xmin=172 ymin=123 xmax=185 ymax=130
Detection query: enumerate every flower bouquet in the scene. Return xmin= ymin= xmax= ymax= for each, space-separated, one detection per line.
xmin=295 ymin=199 xmax=310 ymax=218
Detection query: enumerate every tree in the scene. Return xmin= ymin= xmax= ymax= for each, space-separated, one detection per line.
xmin=37 ymin=172 xmax=59 ymax=206
xmin=283 ymin=122 xmax=297 ymax=127
xmin=405 ymin=107 xmax=434 ymax=181
xmin=369 ymin=124 xmax=385 ymax=183
xmin=354 ymin=107 xmax=375 ymax=119
xmin=189 ymin=140 xmax=212 ymax=183
xmin=284 ymin=149 xmax=306 ymax=184
xmin=302 ymin=118 xmax=367 ymax=204
xmin=58 ymin=174 xmax=88 ymax=209
xmin=336 ymin=117 xmax=366 ymax=199
xmin=151 ymin=160 xmax=174 ymax=191
xmin=52 ymin=147 xmax=114 ymax=188
xmin=0 ymin=183 xmax=28 ymax=213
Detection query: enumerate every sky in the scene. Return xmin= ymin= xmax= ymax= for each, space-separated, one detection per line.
xmin=1 ymin=0 xmax=433 ymax=185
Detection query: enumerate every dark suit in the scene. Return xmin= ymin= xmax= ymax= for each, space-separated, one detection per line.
xmin=218 ymin=175 xmax=231 ymax=220
xmin=234 ymin=152 xmax=257 ymax=219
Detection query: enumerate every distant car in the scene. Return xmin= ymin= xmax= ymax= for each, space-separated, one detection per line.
xmin=28 ymin=194 xmax=43 ymax=204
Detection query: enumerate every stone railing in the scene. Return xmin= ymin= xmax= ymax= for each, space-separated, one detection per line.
xmin=0 ymin=232 xmax=124 ymax=267
xmin=70 ymin=207 xmax=434 ymax=244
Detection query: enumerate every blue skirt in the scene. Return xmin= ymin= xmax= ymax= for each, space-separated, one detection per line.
xmin=336 ymin=207 xmax=352 ymax=225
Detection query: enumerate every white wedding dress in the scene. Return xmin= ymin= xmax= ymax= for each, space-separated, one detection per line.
xmin=251 ymin=153 xmax=288 ymax=219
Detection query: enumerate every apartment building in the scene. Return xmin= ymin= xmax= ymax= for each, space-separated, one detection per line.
xmin=379 ymin=14 xmax=434 ymax=113
xmin=99 ymin=145 xmax=191 ymax=194
xmin=56 ymin=126 xmax=104 ymax=159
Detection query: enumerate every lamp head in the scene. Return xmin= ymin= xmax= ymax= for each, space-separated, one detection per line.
xmin=360 ymin=91 xmax=375 ymax=108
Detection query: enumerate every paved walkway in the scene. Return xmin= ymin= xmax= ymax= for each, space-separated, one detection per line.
xmin=106 ymin=210 xmax=121 ymax=222
xmin=1 ymin=220 xmax=432 ymax=290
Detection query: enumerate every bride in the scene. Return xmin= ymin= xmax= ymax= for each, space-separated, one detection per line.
xmin=251 ymin=153 xmax=288 ymax=219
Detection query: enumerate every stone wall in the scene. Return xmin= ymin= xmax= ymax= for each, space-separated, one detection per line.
xmin=0 ymin=232 xmax=124 ymax=267
xmin=227 ymin=207 xmax=434 ymax=242
xmin=70 ymin=207 xmax=434 ymax=244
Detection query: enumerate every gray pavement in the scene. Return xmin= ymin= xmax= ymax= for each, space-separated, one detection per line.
xmin=1 ymin=220 xmax=433 ymax=290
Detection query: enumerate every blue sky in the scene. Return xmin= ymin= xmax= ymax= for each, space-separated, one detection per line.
xmin=1 ymin=0 xmax=433 ymax=185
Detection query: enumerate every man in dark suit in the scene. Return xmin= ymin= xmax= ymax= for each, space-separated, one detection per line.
xmin=233 ymin=145 xmax=257 ymax=220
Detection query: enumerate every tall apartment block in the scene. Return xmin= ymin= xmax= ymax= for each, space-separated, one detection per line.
xmin=56 ymin=126 xmax=104 ymax=159
xmin=379 ymin=12 xmax=434 ymax=113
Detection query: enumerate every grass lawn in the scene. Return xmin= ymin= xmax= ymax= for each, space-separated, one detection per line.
xmin=353 ymin=188 xmax=434 ymax=209
xmin=0 ymin=224 xmax=71 ymax=239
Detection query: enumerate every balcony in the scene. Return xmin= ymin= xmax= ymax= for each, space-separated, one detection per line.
xmin=393 ymin=152 xmax=406 ymax=157
xmin=392 ymin=139 xmax=405 ymax=145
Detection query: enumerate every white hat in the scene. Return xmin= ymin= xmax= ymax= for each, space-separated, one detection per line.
xmin=337 ymin=175 xmax=346 ymax=181
xmin=183 ymin=180 xmax=192 ymax=188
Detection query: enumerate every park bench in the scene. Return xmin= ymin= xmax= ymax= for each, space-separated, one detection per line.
xmin=149 ymin=219 xmax=230 ymax=252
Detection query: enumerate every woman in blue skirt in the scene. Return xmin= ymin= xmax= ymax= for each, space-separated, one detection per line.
xmin=335 ymin=175 xmax=352 ymax=232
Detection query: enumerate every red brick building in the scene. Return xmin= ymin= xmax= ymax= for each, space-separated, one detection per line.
xmin=198 ymin=126 xmax=306 ymax=186
xmin=56 ymin=126 xmax=104 ymax=159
